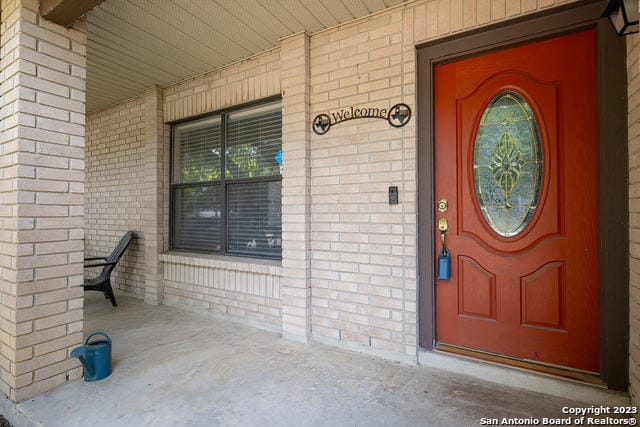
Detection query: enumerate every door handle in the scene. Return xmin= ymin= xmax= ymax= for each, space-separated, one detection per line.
xmin=438 ymin=217 xmax=448 ymax=251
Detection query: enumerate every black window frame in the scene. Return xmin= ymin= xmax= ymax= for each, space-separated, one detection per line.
xmin=169 ymin=97 xmax=283 ymax=260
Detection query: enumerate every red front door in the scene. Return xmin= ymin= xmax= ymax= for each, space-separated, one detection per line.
xmin=434 ymin=30 xmax=598 ymax=372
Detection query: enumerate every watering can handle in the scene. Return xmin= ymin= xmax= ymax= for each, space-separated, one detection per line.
xmin=85 ymin=332 xmax=111 ymax=345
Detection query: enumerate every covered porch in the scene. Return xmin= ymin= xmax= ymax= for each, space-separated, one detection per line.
xmin=0 ymin=293 xmax=628 ymax=426
xmin=1 ymin=0 xmax=639 ymax=415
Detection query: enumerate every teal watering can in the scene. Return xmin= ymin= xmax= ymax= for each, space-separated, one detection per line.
xmin=71 ymin=332 xmax=112 ymax=382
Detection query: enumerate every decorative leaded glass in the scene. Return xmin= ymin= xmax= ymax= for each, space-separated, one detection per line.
xmin=473 ymin=91 xmax=543 ymax=237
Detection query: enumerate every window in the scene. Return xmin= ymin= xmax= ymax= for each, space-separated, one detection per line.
xmin=171 ymin=100 xmax=282 ymax=259
xmin=473 ymin=91 xmax=542 ymax=237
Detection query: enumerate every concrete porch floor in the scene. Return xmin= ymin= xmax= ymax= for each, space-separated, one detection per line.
xmin=2 ymin=294 xmax=631 ymax=427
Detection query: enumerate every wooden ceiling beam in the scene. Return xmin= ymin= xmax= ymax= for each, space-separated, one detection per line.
xmin=40 ymin=0 xmax=106 ymax=27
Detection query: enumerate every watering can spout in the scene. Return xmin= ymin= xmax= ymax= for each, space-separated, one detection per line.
xmin=71 ymin=346 xmax=95 ymax=379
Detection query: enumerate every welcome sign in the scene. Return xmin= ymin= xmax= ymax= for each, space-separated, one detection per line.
xmin=312 ymin=103 xmax=411 ymax=135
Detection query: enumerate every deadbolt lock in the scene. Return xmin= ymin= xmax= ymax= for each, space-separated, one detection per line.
xmin=437 ymin=199 xmax=448 ymax=212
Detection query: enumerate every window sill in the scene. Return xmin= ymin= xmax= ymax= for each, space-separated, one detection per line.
xmin=159 ymin=251 xmax=282 ymax=276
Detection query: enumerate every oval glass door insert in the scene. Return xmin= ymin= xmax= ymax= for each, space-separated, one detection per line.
xmin=473 ymin=91 xmax=543 ymax=237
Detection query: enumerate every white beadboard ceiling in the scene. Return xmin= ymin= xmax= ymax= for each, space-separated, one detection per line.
xmin=86 ymin=0 xmax=405 ymax=113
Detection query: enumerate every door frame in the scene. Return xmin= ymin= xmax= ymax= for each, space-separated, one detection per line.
xmin=416 ymin=0 xmax=629 ymax=390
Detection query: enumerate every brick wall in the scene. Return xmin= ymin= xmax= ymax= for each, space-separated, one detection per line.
xmin=85 ymin=96 xmax=145 ymax=298
xmin=308 ymin=9 xmax=417 ymax=358
xmin=142 ymin=86 xmax=168 ymax=306
xmin=163 ymin=49 xmax=281 ymax=122
xmin=280 ymin=33 xmax=312 ymax=342
xmin=158 ymin=50 xmax=284 ymax=327
xmin=628 ymin=22 xmax=640 ymax=405
xmin=0 ymin=0 xmax=86 ymax=401
xmin=161 ymin=253 xmax=282 ymax=331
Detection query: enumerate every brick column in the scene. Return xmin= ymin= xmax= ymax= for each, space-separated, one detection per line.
xmin=0 ymin=0 xmax=86 ymax=401
xmin=280 ymin=33 xmax=312 ymax=342
xmin=143 ymin=86 xmax=166 ymax=305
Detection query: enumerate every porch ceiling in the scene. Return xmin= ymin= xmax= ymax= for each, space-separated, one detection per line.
xmin=86 ymin=0 xmax=405 ymax=113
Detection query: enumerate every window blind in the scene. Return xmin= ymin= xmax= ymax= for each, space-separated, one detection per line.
xmin=173 ymin=116 xmax=221 ymax=183
xmin=172 ymin=185 xmax=221 ymax=252
xmin=227 ymin=181 xmax=282 ymax=258
xmin=225 ymin=101 xmax=282 ymax=180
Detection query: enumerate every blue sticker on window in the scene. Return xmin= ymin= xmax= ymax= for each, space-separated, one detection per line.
xmin=275 ymin=149 xmax=283 ymax=165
